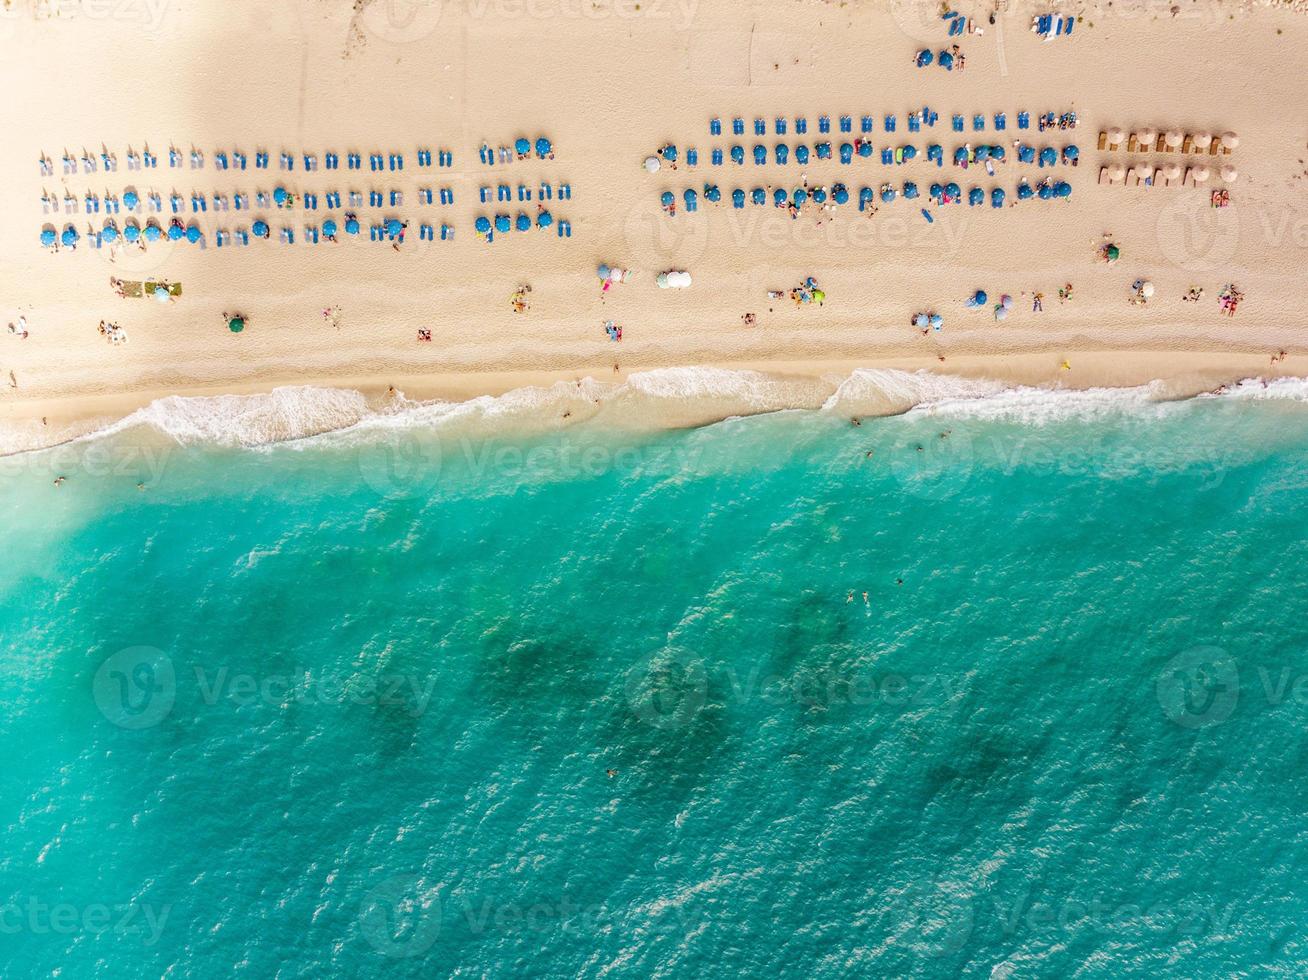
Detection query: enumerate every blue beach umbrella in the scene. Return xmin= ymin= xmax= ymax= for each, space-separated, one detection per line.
xmin=992 ymin=187 xmax=1006 ymax=207
xmin=773 ymin=188 xmax=787 ymax=206
xmin=968 ymin=187 xmax=983 ymax=206
xmin=345 ymin=217 xmax=360 ymax=235
xmin=812 ymin=187 xmax=827 ymax=204
xmin=945 ymin=181 xmax=961 ymax=199
xmin=660 ymin=144 xmax=678 ymax=163
xmin=1055 ymin=181 xmax=1072 ymax=198
xmin=939 ymin=50 xmax=954 ymax=71
xmin=857 ymin=141 xmax=873 ymax=158
xmin=683 ymin=189 xmax=697 ymax=209
xmin=252 ymin=219 xmax=269 ymax=237
xmin=858 ymin=186 xmax=873 ymax=208
xmin=914 ymin=313 xmax=929 ymax=328
xmin=597 ymin=263 xmax=611 ymax=280
xmin=123 ymin=190 xmax=139 ymax=209
xmin=475 ymin=216 xmax=491 ymax=234
xmin=124 ymin=223 xmax=140 ymax=242
xmin=385 ymin=218 xmax=403 ymax=237
xmin=40 ymin=228 xmax=56 ymax=247
xmin=793 ymin=188 xmax=807 ymax=206
xmin=927 ymin=144 xmax=943 ymax=164
xmin=833 ymin=183 xmax=849 ymax=205
xmin=61 ymin=225 xmax=79 ymax=246
xmin=494 ymin=214 xmax=511 ymax=233
xmin=903 ymin=181 xmax=919 ymax=199
xmin=515 ymin=137 xmax=531 ymax=156
xmin=515 ymin=214 xmax=530 ymax=231
xmin=975 ymin=145 xmax=991 ymax=162
xmin=660 ymin=191 xmax=674 ymax=208
xmin=751 ymin=187 xmax=766 ymax=205
xmin=753 ymin=145 xmax=766 ymax=165
xmin=1018 ymin=144 xmax=1036 ymax=164
xmin=991 ymin=145 xmax=1006 ymax=161
xmin=732 ymin=188 xmax=745 ymax=208
xmin=273 ymin=187 xmax=288 ymax=205
xmin=930 ymin=182 xmax=943 ymax=201
xmin=1017 ymin=180 xmax=1033 ymax=200
xmin=1038 ymin=182 xmax=1054 ymax=200
xmin=102 ymin=223 xmax=119 ymax=242
xmin=167 ymin=222 xmax=183 ymax=240
xmin=322 ymin=218 xmax=337 ymax=236
xmin=1064 ymin=145 xmax=1079 ymax=162
xmin=704 ymin=184 xmax=721 ymax=203
xmin=185 ymin=224 xmax=200 ymax=242
xmin=1040 ymin=147 xmax=1057 ymax=167
xmin=535 ymin=137 xmax=551 ymax=157
xmin=954 ymin=147 xmax=968 ymax=165
xmin=881 ymin=186 xmax=896 ymax=203
xmin=144 ymin=222 xmax=161 ymax=241
xmin=916 ymin=49 xmax=933 ymax=67
xmin=795 ymin=145 xmax=810 ymax=165
xmin=731 ymin=145 xmax=744 ymax=165
xmin=839 ymin=142 xmax=853 ymax=164
xmin=929 ymin=314 xmax=943 ymax=329
xmin=901 ymin=145 xmax=918 ymax=161
xmin=537 ymin=210 xmax=552 ymax=228
xmin=967 ymin=289 xmax=987 ymax=307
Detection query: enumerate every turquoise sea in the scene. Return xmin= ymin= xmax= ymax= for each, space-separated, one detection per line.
xmin=2 ymin=375 xmax=1308 ymax=977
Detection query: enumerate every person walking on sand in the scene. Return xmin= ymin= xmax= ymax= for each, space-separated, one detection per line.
xmin=1033 ymin=293 xmax=1043 ymax=312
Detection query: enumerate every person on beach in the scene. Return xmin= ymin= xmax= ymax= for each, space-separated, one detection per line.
xmin=1033 ymin=293 xmax=1043 ymax=312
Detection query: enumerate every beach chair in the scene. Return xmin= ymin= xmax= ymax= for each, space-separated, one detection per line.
xmin=348 ymin=191 xmax=362 ymax=207
xmin=304 ymin=225 xmax=319 ymax=244
xmin=256 ymin=150 xmax=270 ymax=168
xmin=325 ymin=191 xmax=340 ymax=209
xmin=278 ymin=227 xmax=292 ymax=244
xmin=884 ymin=114 xmax=896 ymax=133
xmin=214 ymin=150 xmax=229 ymax=171
xmin=796 ymin=117 xmax=808 ymax=135
xmin=732 ymin=117 xmax=744 ymax=135
xmin=952 ymin=114 xmax=964 ymax=133
xmin=62 ymin=152 xmax=75 ymax=175
xmin=1017 ymin=111 xmax=1030 ymax=130
xmin=774 ymin=117 xmax=787 ymax=135
xmin=712 ymin=148 xmax=724 ymax=166
xmin=908 ymin=113 xmax=921 ymax=134
xmin=143 ymin=149 xmax=158 ymax=168
xmin=439 ymin=150 xmax=453 ymax=167
xmin=419 ymin=188 xmax=433 ymax=205
xmin=440 ymin=188 xmax=454 ymax=205
xmin=559 ymin=183 xmax=571 ymax=200
xmin=345 ymin=151 xmax=359 ymax=169
xmin=213 ymin=193 xmax=229 ymax=211
xmin=148 ymin=192 xmax=162 ymax=212
xmin=686 ymin=148 xmax=698 ymax=167
xmin=236 ymin=230 xmax=249 ymax=246
xmin=478 ymin=143 xmax=491 ymax=165
xmin=754 ymin=118 xmax=766 ymax=136
xmin=881 ymin=148 xmax=893 ymax=165
xmin=216 ymin=230 xmax=229 ymax=247
xmin=479 ymin=186 xmax=491 ymax=203
xmin=497 ymin=183 xmax=511 ymax=202
xmin=369 ymin=190 xmax=383 ymax=207
xmin=539 ymin=183 xmax=552 ymax=201
xmin=838 ymin=115 xmax=851 ymax=133
xmin=234 ymin=192 xmax=248 ymax=210
xmin=233 ymin=151 xmax=247 ymax=169
xmin=441 ymin=223 xmax=454 ymax=240
xmin=972 ymin=114 xmax=985 ymax=131
xmin=1126 ymin=168 xmax=1138 ymax=186
xmin=304 ymin=192 xmax=318 ymax=210
xmin=168 ymin=147 xmax=180 ymax=168
xmin=710 ymin=117 xmax=721 ymax=136
xmin=391 ymin=153 xmax=405 ymax=170
xmin=105 ymin=194 xmax=119 ymax=214
xmin=419 ymin=223 xmax=433 ymax=241
xmin=279 ymin=152 xmax=293 ymax=170
xmin=191 ymin=150 xmax=204 ymax=169
xmin=819 ymin=115 xmax=831 ymax=134
xmin=390 ymin=190 xmax=403 ymax=206
xmin=1181 ymin=135 xmax=1194 ymax=154
xmin=861 ymin=115 xmax=874 ymax=134
xmin=995 ymin=113 xmax=1007 ymax=131
xmin=1098 ymin=131 xmax=1108 ymax=151
xmin=416 ymin=148 xmax=431 ymax=167
xmin=753 ymin=145 xmax=767 ymax=165
xmin=557 ymin=220 xmax=571 ymax=237
xmin=517 ymin=184 xmax=530 ymax=201
xmin=304 ymin=154 xmax=318 ymax=171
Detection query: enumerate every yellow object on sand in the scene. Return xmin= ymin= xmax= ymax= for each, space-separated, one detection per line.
xmin=1061 ymin=360 xmax=1071 ymax=371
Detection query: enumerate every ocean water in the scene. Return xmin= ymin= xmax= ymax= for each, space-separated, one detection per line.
xmin=2 ymin=373 xmax=1308 ymax=977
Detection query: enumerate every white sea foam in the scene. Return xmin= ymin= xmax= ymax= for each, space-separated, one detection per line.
xmin=6 ymin=371 xmax=1306 ymax=457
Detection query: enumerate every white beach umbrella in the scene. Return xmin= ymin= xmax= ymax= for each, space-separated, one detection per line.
xmin=1161 ymin=163 xmax=1182 ymax=181
xmin=1140 ymin=281 xmax=1155 ymax=298
xmin=656 ymin=272 xmax=670 ymax=288
xmin=1220 ymin=165 xmax=1238 ymax=183
xmin=1220 ymin=131 xmax=1239 ymax=150
xmin=1107 ymin=127 xmax=1126 ymax=144
xmin=643 ymin=156 xmax=661 ymax=173
xmin=1191 ymin=132 xmax=1212 ymax=149
xmin=1192 ymin=165 xmax=1211 ymax=183
xmin=1137 ymin=128 xmax=1158 ymax=147
xmin=1164 ymin=130 xmax=1184 ymax=148
xmin=1107 ymin=163 xmax=1126 ymax=181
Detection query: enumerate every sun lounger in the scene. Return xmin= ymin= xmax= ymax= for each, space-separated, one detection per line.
xmin=1181 ymin=136 xmax=1193 ymax=154
xmin=952 ymin=114 xmax=964 ymax=133
xmin=441 ymin=223 xmax=453 ymax=240
xmin=838 ymin=115 xmax=850 ymax=133
xmin=710 ymin=117 xmax=721 ymax=135
xmin=686 ymin=148 xmax=698 ymax=166
xmin=556 ymin=220 xmax=571 ymax=237
xmin=1017 ymin=111 xmax=1030 ymax=130
xmin=861 ymin=115 xmax=874 ymax=134
xmin=908 ymin=113 xmax=921 ymax=134
xmin=256 ymin=150 xmax=269 ymax=168
xmin=732 ymin=117 xmax=744 ymax=135
xmin=1126 ymin=168 xmax=1137 ymax=186
xmin=885 ymin=114 xmax=896 ymax=133
xmin=754 ymin=118 xmax=766 ymax=135
xmin=819 ymin=115 xmax=830 ymax=134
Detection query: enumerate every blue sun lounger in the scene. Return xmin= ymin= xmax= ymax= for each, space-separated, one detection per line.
xmin=908 ymin=113 xmax=921 ymax=133
xmin=973 ymin=114 xmax=985 ymax=131
xmin=952 ymin=114 xmax=964 ymax=133
xmin=1017 ymin=111 xmax=1030 ymax=130
xmin=862 ymin=115 xmax=874 ymax=134
xmin=884 ymin=114 xmax=896 ymax=133
xmin=732 ymin=117 xmax=744 ymax=135
xmin=710 ymin=117 xmax=722 ymax=135
xmin=881 ymin=148 xmax=893 ymax=165
xmin=995 ymin=112 xmax=1007 ymax=131
xmin=775 ymin=117 xmax=787 ymax=135
xmin=795 ymin=117 xmax=808 ymax=134
xmin=687 ymin=148 xmax=698 ymax=166
xmin=729 ymin=146 xmax=742 ymax=165
xmin=839 ymin=115 xmax=852 ymax=133
xmin=818 ymin=115 xmax=830 ymax=134
xmin=754 ymin=118 xmax=766 ymax=135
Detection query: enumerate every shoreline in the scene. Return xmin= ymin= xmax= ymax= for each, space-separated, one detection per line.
xmin=2 ymin=350 xmax=1301 ymax=457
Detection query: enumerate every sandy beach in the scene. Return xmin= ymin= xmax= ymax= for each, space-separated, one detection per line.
xmin=2 ymin=0 xmax=1307 ymax=452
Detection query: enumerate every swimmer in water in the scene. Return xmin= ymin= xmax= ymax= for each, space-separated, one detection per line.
xmin=606 ymin=769 xmax=617 ymax=778
xmin=862 ymin=592 xmax=869 ymax=605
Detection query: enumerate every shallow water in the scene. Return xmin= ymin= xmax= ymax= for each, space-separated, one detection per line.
xmin=2 ymin=382 xmax=1307 ymax=977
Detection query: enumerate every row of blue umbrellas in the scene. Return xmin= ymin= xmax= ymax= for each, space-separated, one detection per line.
xmin=474 ymin=211 xmax=554 ymax=236
xmin=916 ymin=49 xmax=958 ymax=70
xmin=658 ymin=177 xmax=1069 ymax=210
